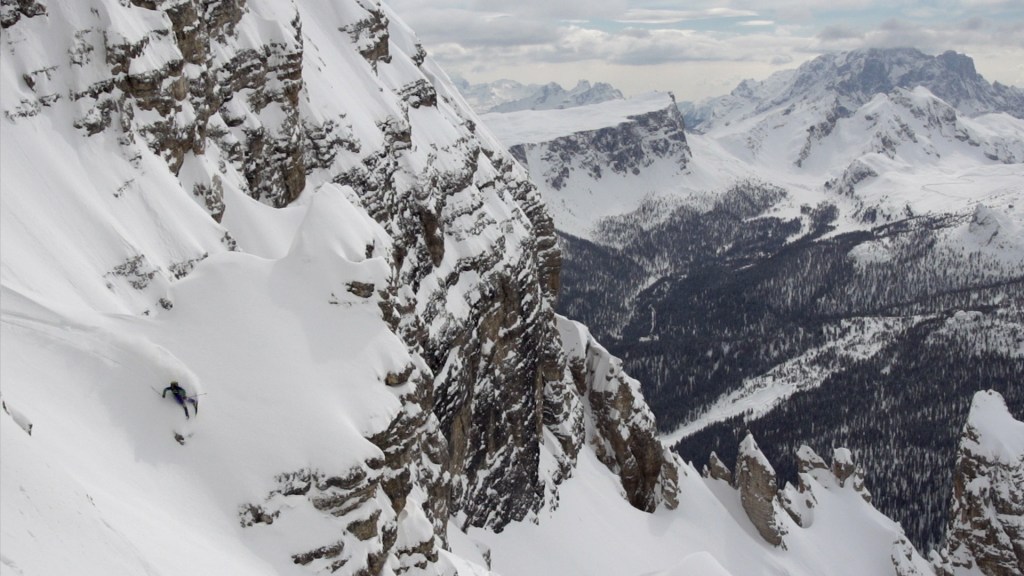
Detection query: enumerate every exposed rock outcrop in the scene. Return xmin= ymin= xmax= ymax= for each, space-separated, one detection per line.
xmin=779 ymin=445 xmax=826 ymax=528
xmin=734 ymin=434 xmax=786 ymax=546
xmin=0 ymin=0 xmax=45 ymax=29
xmin=935 ymin=390 xmax=1024 ymax=576
xmin=704 ymin=451 xmax=732 ymax=484
xmin=796 ymin=444 xmax=828 ymax=475
xmin=557 ymin=316 xmax=680 ymax=512
xmin=831 ymin=447 xmax=872 ymax=503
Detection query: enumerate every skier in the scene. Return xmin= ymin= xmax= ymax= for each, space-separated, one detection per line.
xmin=162 ymin=381 xmax=197 ymax=419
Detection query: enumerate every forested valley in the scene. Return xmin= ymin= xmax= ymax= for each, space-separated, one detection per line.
xmin=556 ymin=181 xmax=1024 ymax=551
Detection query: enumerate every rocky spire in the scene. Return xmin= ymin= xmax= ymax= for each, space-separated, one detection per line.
xmin=734 ymin=433 xmax=786 ymax=546
xmin=703 ymin=451 xmax=733 ymax=484
xmin=936 ymin=390 xmax=1024 ymax=576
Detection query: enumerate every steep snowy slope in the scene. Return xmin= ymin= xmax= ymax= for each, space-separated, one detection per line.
xmin=0 ymin=2 xmax=952 ymax=575
xmin=0 ymin=0 xmax=676 ymax=573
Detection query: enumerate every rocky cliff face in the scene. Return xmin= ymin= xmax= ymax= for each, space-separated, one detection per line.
xmin=935 ymin=390 xmax=1024 ymax=576
xmin=557 ymin=316 xmax=680 ymax=512
xmin=507 ymin=101 xmax=691 ymax=193
xmin=0 ymin=0 xmax=675 ymax=572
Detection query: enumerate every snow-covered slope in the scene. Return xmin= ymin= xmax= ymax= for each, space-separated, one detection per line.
xmin=665 ymin=50 xmax=1024 ymax=257
xmin=701 ymin=83 xmax=1024 ymax=233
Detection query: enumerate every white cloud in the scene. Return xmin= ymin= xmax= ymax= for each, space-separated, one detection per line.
xmin=615 ymin=8 xmax=759 ymax=24
xmin=469 ymin=0 xmax=629 ymax=20
xmin=386 ymin=0 xmax=1024 ymax=100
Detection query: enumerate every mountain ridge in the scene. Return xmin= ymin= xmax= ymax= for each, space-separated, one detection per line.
xmin=452 ymin=77 xmax=624 ymax=114
xmin=682 ymin=48 xmax=1024 ymax=134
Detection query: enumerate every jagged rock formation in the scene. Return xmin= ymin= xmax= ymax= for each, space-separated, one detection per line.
xmin=724 ymin=437 xmax=894 ymax=555
xmin=796 ymin=444 xmax=828 ymax=475
xmin=779 ymin=444 xmax=874 ymax=531
xmin=704 ymin=451 xmax=733 ymax=484
xmin=0 ymin=0 xmax=46 ymax=28
xmin=734 ymin=434 xmax=786 ymax=547
xmin=0 ymin=0 xmax=678 ymax=572
xmin=893 ymin=538 xmax=939 ymax=576
xmin=779 ymin=445 xmax=825 ymax=528
xmin=557 ymin=316 xmax=679 ymax=512
xmin=935 ymin=390 xmax=1024 ymax=576
xmin=831 ymin=447 xmax=872 ymax=502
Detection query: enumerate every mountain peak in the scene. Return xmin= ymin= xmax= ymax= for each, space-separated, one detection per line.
xmin=456 ymin=78 xmax=625 ymax=113
xmin=686 ymin=48 xmax=1024 ymax=133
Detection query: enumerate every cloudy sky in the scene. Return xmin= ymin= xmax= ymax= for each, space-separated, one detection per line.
xmin=386 ymin=0 xmax=1024 ymax=102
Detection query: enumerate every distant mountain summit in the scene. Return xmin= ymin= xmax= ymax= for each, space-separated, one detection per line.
xmin=453 ymin=77 xmax=624 ymax=113
xmin=488 ymin=80 xmax=624 ymax=113
xmin=684 ymin=48 xmax=1024 ymax=133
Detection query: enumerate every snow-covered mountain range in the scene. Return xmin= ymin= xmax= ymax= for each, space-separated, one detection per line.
xmin=681 ymin=48 xmax=1024 ymax=133
xmin=452 ymin=77 xmax=623 ymax=114
xmin=9 ymin=2 xmax=1015 ymax=576
xmin=484 ymin=56 xmax=1024 ymax=247
xmin=479 ymin=47 xmax=1024 ymax=558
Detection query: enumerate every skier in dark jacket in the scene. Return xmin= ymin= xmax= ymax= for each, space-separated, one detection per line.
xmin=162 ymin=381 xmax=194 ymax=419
